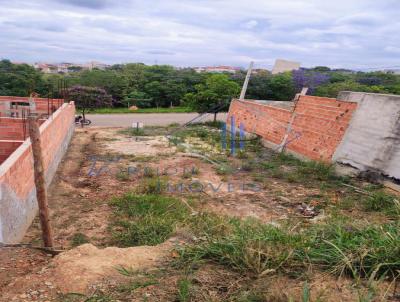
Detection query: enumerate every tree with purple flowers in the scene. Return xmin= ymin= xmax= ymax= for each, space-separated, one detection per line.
xmin=67 ymin=85 xmax=112 ymax=119
xmin=292 ymin=69 xmax=331 ymax=94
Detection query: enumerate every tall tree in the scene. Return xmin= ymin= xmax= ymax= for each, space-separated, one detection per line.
xmin=184 ymin=74 xmax=240 ymax=121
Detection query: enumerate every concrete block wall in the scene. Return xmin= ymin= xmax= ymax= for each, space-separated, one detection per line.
xmin=0 ymin=101 xmax=75 ymax=243
xmin=228 ymin=95 xmax=358 ymax=161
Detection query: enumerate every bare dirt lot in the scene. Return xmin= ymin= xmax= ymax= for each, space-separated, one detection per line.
xmin=0 ymin=125 xmax=399 ymax=301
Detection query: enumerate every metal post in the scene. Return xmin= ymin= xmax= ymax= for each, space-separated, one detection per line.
xmin=239 ymin=122 xmax=245 ymax=150
xmin=221 ymin=122 xmax=227 ymax=150
xmin=230 ymin=116 xmax=236 ymax=156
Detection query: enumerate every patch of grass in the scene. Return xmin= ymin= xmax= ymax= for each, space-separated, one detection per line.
xmin=59 ymin=292 xmax=112 ymax=302
xmin=110 ymin=194 xmax=189 ymax=246
xmin=215 ymin=165 xmax=234 ymax=175
xmin=86 ymin=107 xmax=193 ymax=114
xmin=178 ymin=214 xmax=400 ymax=280
xmin=259 ymin=153 xmax=342 ymax=186
xmin=303 ymin=222 xmax=400 ymax=280
xmin=70 ymin=232 xmax=90 ymax=247
xmin=118 ymin=128 xmax=145 ymax=136
xmin=364 ymin=191 xmax=397 ymax=213
xmin=182 ymin=166 xmax=200 ymax=179
xmin=143 ymin=166 xmax=156 ymax=178
xmin=137 ymin=177 xmax=168 ymax=194
xmin=179 ymin=218 xmax=304 ymax=275
xmin=203 ymin=120 xmax=224 ymax=128
xmin=177 ymin=277 xmax=191 ymax=302
xmin=116 ymin=170 xmax=130 ymax=181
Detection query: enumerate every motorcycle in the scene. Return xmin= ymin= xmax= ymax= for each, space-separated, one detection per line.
xmin=75 ymin=115 xmax=91 ymax=126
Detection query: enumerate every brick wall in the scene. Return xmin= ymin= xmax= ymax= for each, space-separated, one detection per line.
xmin=0 ymin=96 xmax=64 ymax=116
xmin=0 ymin=118 xmax=46 ymax=141
xmin=0 ymin=141 xmax=23 ymax=164
xmin=0 ymin=101 xmax=75 ymax=243
xmin=228 ymin=95 xmax=357 ymax=161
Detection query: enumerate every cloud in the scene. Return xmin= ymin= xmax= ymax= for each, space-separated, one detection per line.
xmin=60 ymin=0 xmax=110 ymax=9
xmin=242 ymin=20 xmax=258 ymax=30
xmin=0 ymin=0 xmax=398 ymax=69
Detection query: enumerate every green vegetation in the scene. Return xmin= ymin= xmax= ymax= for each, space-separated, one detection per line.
xmin=101 ymin=123 xmax=400 ymax=301
xmin=86 ymin=106 xmax=192 ymax=114
xmin=4 ymin=59 xmax=400 ymax=116
xmin=70 ymin=232 xmax=90 ymax=247
xmin=183 ymin=73 xmax=241 ymax=121
xmin=177 ymin=277 xmax=191 ymax=302
xmin=110 ymin=193 xmax=189 ymax=246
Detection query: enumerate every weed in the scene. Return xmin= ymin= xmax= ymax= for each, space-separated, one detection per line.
xmin=143 ymin=166 xmax=156 ymax=178
xmin=179 ymin=218 xmax=304 ymax=275
xmin=70 ymin=232 xmax=90 ymax=247
xmin=59 ymin=292 xmax=112 ymax=302
xmin=182 ymin=166 xmax=200 ymax=179
xmin=303 ymin=222 xmax=400 ymax=280
xmin=302 ymin=281 xmax=311 ymax=302
xmin=364 ymin=191 xmax=396 ymax=212
xmin=137 ymin=177 xmax=167 ymax=194
xmin=176 ymin=145 xmax=186 ymax=153
xmin=203 ymin=120 xmax=224 ymax=128
xmin=118 ymin=128 xmax=146 ymax=136
xmin=179 ymin=214 xmax=400 ymax=281
xmin=215 ymin=165 xmax=234 ymax=175
xmin=110 ymin=194 xmax=189 ymax=246
xmin=116 ymin=170 xmax=130 ymax=181
xmin=177 ymin=277 xmax=191 ymax=302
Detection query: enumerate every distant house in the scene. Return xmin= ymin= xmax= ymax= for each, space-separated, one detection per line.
xmin=271 ymin=59 xmax=301 ymax=74
xmin=194 ymin=66 xmax=241 ymax=74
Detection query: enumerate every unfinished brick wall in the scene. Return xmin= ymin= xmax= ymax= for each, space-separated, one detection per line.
xmin=0 ymin=118 xmax=46 ymax=143
xmin=0 ymin=141 xmax=23 ymax=164
xmin=0 ymin=96 xmax=64 ymax=117
xmin=0 ymin=101 xmax=75 ymax=243
xmin=228 ymin=95 xmax=358 ymax=161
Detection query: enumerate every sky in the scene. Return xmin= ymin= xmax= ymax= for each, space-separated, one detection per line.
xmin=0 ymin=0 xmax=399 ymax=69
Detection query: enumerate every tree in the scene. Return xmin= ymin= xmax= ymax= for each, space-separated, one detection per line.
xmin=67 ymin=86 xmax=112 ymax=119
xmin=269 ymin=72 xmax=296 ymax=101
xmin=0 ymin=60 xmax=46 ymax=96
xmin=184 ymin=74 xmax=240 ymax=121
xmin=314 ymin=81 xmax=386 ymax=98
xmin=292 ymin=69 xmax=330 ymax=94
xmin=123 ymin=90 xmax=152 ymax=108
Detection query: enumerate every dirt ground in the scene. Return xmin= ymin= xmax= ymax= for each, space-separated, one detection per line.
xmin=0 ymin=126 xmax=398 ymax=301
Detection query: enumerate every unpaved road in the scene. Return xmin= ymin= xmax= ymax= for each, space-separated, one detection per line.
xmin=86 ymin=113 xmax=228 ymax=127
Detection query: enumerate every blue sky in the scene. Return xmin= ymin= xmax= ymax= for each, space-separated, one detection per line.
xmin=0 ymin=0 xmax=399 ymax=69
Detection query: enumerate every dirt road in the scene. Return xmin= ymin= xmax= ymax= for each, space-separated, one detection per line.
xmin=86 ymin=112 xmax=228 ymax=127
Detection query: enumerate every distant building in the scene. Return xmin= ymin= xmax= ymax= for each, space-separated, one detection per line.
xmin=251 ymin=68 xmax=270 ymax=75
xmin=33 ymin=61 xmax=110 ymax=74
xmin=384 ymin=69 xmax=400 ymax=75
xmin=194 ymin=66 xmax=241 ymax=73
xmin=271 ymin=59 xmax=301 ymax=74
xmin=86 ymin=61 xmax=110 ymax=70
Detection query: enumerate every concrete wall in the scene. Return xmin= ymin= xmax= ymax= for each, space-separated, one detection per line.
xmin=0 ymin=102 xmax=75 ymax=243
xmin=334 ymin=92 xmax=400 ymax=179
xmin=228 ymin=96 xmax=357 ymax=161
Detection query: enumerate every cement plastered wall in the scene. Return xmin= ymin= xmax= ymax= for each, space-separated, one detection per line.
xmin=0 ymin=102 xmax=75 ymax=243
xmin=333 ymin=92 xmax=400 ymax=179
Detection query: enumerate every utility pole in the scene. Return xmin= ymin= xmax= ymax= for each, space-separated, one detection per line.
xmin=28 ymin=115 xmax=54 ymax=248
xmin=239 ymin=61 xmax=254 ymax=100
